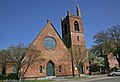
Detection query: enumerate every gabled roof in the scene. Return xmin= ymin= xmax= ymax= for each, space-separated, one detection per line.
xmin=30 ymin=19 xmax=65 ymax=48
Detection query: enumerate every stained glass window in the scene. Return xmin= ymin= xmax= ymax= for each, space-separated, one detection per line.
xmin=43 ymin=36 xmax=56 ymax=50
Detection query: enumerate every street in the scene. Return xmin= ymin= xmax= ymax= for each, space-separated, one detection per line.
xmin=88 ymin=77 xmax=120 ymax=82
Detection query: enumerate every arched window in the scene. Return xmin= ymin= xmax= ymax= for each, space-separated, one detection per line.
xmin=13 ymin=65 xmax=17 ymax=73
xmin=74 ymin=21 xmax=79 ymax=31
xmin=40 ymin=66 xmax=42 ymax=73
xmin=59 ymin=65 xmax=61 ymax=72
xmin=77 ymin=36 xmax=79 ymax=41
xmin=79 ymin=63 xmax=83 ymax=74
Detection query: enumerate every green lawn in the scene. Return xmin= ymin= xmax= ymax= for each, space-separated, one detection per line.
xmin=20 ymin=76 xmax=88 ymax=82
xmin=22 ymin=80 xmax=55 ymax=82
xmin=65 ymin=76 xmax=87 ymax=80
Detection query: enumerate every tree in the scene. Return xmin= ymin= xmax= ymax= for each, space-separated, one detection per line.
xmin=7 ymin=43 xmax=45 ymax=81
xmin=91 ymin=30 xmax=110 ymax=71
xmin=69 ymin=45 xmax=86 ymax=77
xmin=107 ymin=25 xmax=120 ymax=67
xmin=88 ymin=51 xmax=104 ymax=73
xmin=0 ymin=49 xmax=9 ymax=75
xmin=20 ymin=44 xmax=45 ymax=79
xmin=92 ymin=30 xmax=110 ymax=56
xmin=92 ymin=57 xmax=104 ymax=73
xmin=91 ymin=25 xmax=120 ymax=67
xmin=7 ymin=44 xmax=26 ymax=80
xmin=68 ymin=47 xmax=75 ymax=77
xmin=90 ymin=44 xmax=110 ymax=71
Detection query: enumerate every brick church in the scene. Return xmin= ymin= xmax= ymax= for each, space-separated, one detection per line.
xmin=24 ymin=6 xmax=89 ymax=78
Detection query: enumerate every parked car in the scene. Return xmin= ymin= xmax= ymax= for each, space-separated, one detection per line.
xmin=107 ymin=70 xmax=120 ymax=76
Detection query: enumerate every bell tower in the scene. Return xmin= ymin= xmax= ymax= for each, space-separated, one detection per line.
xmin=61 ymin=5 xmax=86 ymax=49
xmin=61 ymin=5 xmax=87 ymax=75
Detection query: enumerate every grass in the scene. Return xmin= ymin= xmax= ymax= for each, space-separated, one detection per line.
xmin=65 ymin=76 xmax=87 ymax=80
xmin=19 ymin=76 xmax=88 ymax=82
xmin=22 ymin=80 xmax=55 ymax=82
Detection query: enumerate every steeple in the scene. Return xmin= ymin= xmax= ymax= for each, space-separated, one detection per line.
xmin=76 ymin=5 xmax=81 ymax=17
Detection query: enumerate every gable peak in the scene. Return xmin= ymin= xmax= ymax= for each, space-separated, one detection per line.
xmin=47 ymin=19 xmax=51 ymax=24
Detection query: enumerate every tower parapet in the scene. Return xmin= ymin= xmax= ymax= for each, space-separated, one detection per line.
xmin=76 ymin=5 xmax=81 ymax=17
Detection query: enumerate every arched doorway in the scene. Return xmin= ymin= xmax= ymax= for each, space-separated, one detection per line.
xmin=46 ymin=60 xmax=55 ymax=76
xmin=79 ymin=63 xmax=83 ymax=74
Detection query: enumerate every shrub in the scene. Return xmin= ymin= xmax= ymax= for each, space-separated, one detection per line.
xmin=111 ymin=67 xmax=119 ymax=71
xmin=0 ymin=75 xmax=7 ymax=80
xmin=7 ymin=73 xmax=17 ymax=80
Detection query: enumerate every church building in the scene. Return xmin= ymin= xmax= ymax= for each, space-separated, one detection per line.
xmin=24 ymin=6 xmax=89 ymax=79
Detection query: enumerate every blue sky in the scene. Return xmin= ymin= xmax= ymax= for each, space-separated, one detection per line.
xmin=0 ymin=0 xmax=120 ymax=49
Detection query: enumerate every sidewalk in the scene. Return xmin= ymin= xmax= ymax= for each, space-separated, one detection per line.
xmin=82 ymin=74 xmax=109 ymax=82
xmin=54 ymin=74 xmax=109 ymax=82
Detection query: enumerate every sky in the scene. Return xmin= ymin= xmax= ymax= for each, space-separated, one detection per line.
xmin=0 ymin=0 xmax=120 ymax=49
